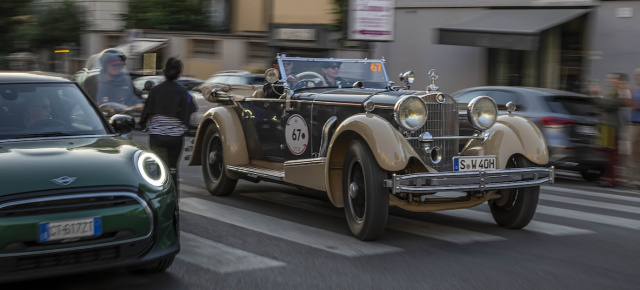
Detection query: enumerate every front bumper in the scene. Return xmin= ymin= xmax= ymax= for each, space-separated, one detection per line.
xmin=385 ymin=167 xmax=555 ymax=195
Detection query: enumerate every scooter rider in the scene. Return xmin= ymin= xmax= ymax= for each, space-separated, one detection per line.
xmin=83 ymin=49 xmax=143 ymax=111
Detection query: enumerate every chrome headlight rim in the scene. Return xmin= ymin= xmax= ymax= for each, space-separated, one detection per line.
xmin=265 ymin=68 xmax=280 ymax=84
xmin=467 ymin=96 xmax=498 ymax=131
xmin=134 ymin=150 xmax=169 ymax=189
xmin=394 ymin=95 xmax=427 ymax=131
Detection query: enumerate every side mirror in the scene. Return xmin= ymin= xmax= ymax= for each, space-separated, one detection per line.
xmin=144 ymin=80 xmax=154 ymax=91
xmin=109 ymin=114 xmax=135 ymax=135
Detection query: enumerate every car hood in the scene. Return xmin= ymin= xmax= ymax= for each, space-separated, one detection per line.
xmin=301 ymin=88 xmax=416 ymax=105
xmin=0 ymin=136 xmax=150 ymax=196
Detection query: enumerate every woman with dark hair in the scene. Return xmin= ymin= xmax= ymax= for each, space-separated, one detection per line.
xmin=140 ymin=57 xmax=197 ymax=193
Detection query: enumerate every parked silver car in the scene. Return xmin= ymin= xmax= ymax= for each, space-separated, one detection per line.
xmin=452 ymin=86 xmax=606 ymax=181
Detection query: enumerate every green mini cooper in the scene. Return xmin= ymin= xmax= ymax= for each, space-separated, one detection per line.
xmin=0 ymin=72 xmax=179 ymax=282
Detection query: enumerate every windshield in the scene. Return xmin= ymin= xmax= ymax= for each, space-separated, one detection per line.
xmin=0 ymin=83 xmax=109 ymax=140
xmin=277 ymin=57 xmax=390 ymax=91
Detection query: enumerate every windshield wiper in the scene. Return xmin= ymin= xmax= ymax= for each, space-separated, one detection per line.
xmin=15 ymin=132 xmax=75 ymax=138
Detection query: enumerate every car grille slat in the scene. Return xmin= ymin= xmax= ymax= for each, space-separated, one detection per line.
xmin=15 ymin=246 xmax=119 ymax=271
xmin=407 ymin=94 xmax=459 ymax=172
xmin=0 ymin=195 xmax=140 ymax=218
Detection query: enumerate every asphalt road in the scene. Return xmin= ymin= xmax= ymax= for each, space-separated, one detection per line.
xmin=8 ymin=131 xmax=640 ymax=289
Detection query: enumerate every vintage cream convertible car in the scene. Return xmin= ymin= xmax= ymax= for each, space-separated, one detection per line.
xmin=188 ymin=55 xmax=555 ymax=241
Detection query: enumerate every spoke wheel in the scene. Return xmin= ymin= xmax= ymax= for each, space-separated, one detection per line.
xmin=489 ymin=155 xmax=540 ymax=229
xmin=201 ymin=125 xmax=237 ymax=196
xmin=343 ymin=139 xmax=388 ymax=241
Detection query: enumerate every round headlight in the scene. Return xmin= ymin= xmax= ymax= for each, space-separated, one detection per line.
xmin=136 ymin=151 xmax=168 ymax=188
xmin=394 ymin=96 xmax=427 ymax=131
xmin=467 ymin=96 xmax=498 ymax=131
xmin=265 ymin=68 xmax=280 ymax=84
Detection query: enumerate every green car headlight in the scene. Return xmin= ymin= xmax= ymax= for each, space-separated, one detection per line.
xmin=135 ymin=151 xmax=168 ymax=188
xmin=467 ymin=96 xmax=498 ymax=131
xmin=394 ymin=95 xmax=427 ymax=131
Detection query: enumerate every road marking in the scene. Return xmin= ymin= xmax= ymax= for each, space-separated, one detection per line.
xmin=540 ymin=194 xmax=640 ymax=214
xmin=180 ymin=183 xmax=210 ymax=196
xmin=180 ymin=197 xmax=403 ymax=257
xmin=536 ymin=205 xmax=640 ymax=230
xmin=178 ymin=231 xmax=286 ymax=273
xmin=542 ymin=186 xmax=640 ymax=202
xmin=242 ymin=192 xmax=506 ymax=244
xmin=440 ymin=208 xmax=595 ymax=236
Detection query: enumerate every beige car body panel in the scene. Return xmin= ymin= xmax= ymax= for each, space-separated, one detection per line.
xmin=323 ymin=113 xmax=428 ymax=207
xmin=461 ymin=114 xmax=549 ymax=168
xmin=189 ymin=106 xmax=249 ymax=180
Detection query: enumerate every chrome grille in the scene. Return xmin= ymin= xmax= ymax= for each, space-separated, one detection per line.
xmin=407 ymin=93 xmax=459 ymax=172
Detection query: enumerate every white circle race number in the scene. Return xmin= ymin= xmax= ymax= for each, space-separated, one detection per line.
xmin=285 ymin=114 xmax=309 ymax=155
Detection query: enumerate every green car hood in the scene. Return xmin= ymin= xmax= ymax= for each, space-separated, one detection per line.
xmin=0 ymin=136 xmax=151 ymax=196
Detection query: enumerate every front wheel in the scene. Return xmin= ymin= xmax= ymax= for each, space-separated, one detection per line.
xmin=489 ymin=155 xmax=540 ymax=229
xmin=201 ymin=125 xmax=237 ymax=196
xmin=342 ymin=139 xmax=389 ymax=241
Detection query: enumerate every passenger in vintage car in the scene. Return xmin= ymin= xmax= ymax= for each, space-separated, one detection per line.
xmin=189 ymin=54 xmax=555 ymax=241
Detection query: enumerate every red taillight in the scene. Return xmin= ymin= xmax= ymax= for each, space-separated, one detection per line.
xmin=540 ymin=116 xmax=576 ymax=126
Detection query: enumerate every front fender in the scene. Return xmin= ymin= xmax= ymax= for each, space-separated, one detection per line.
xmin=188 ymin=106 xmax=249 ymax=179
xmin=462 ymin=114 xmax=549 ymax=168
xmin=325 ymin=113 xmax=422 ymax=207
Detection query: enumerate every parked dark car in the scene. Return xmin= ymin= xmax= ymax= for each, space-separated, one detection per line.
xmin=0 ymin=72 xmax=179 ymax=282
xmin=188 ymin=55 xmax=554 ymax=241
xmin=133 ymin=75 xmax=204 ymax=98
xmin=452 ymin=86 xmax=606 ymax=181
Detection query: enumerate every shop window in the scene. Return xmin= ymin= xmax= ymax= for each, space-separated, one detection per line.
xmin=246 ymin=41 xmax=270 ymax=64
xmin=191 ymin=39 xmax=220 ymax=59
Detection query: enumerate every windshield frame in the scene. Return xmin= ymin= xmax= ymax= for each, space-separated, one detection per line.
xmin=276 ymin=55 xmax=390 ymax=93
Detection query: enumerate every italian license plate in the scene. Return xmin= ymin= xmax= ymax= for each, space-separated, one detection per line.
xmin=38 ymin=217 xmax=102 ymax=242
xmin=453 ymin=156 xmax=497 ymax=172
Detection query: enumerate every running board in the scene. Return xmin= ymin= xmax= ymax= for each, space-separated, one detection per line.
xmin=227 ymin=165 xmax=285 ymax=181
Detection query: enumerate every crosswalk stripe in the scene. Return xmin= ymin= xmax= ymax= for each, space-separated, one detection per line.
xmin=540 ymin=194 xmax=640 ymax=214
xmin=177 ymin=231 xmax=286 ymax=273
xmin=241 ymin=192 xmax=506 ymax=244
xmin=440 ymin=208 xmax=595 ymax=236
xmin=180 ymin=197 xmax=403 ymax=257
xmin=542 ymin=186 xmax=640 ymax=202
xmin=536 ymin=205 xmax=640 ymax=229
xmin=180 ymin=183 xmax=210 ymax=196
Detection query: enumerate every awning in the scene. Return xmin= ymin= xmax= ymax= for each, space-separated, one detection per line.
xmin=438 ymin=9 xmax=590 ymax=50
xmin=114 ymin=38 xmax=168 ymax=58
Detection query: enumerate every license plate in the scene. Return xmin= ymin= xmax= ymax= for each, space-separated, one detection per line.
xmin=453 ymin=156 xmax=496 ymax=171
xmin=576 ymin=125 xmax=598 ymax=135
xmin=38 ymin=217 xmax=102 ymax=242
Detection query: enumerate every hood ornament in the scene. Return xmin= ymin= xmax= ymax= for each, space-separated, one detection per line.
xmin=51 ymin=176 xmax=77 ymax=186
xmin=427 ymin=69 xmax=439 ymax=92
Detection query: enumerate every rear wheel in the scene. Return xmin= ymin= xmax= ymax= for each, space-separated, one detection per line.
xmin=202 ymin=125 xmax=237 ymax=196
xmin=342 ymin=139 xmax=389 ymax=241
xmin=489 ymin=155 xmax=540 ymax=229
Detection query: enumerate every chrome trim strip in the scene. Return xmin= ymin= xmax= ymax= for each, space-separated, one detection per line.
xmin=0 ymin=134 xmax=113 ymax=143
xmin=385 ymin=167 xmax=554 ymax=194
xmin=318 ymin=116 xmax=337 ymax=157
xmin=284 ymin=158 xmax=327 ymax=166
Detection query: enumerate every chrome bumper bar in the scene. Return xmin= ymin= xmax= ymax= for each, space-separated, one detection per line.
xmin=384 ymin=166 xmax=555 ymax=195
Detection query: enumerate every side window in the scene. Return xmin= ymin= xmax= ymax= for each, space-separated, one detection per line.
xmin=455 ymin=91 xmax=488 ymax=104
xmin=485 ymin=91 xmax=523 ymax=111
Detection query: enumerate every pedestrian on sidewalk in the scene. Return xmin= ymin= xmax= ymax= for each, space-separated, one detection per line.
xmin=140 ymin=57 xmax=197 ymax=193
xmin=595 ymin=73 xmax=626 ymax=188
xmin=626 ymin=68 xmax=640 ymax=189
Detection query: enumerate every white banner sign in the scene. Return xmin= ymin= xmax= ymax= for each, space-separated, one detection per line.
xmin=348 ymin=0 xmax=395 ymax=41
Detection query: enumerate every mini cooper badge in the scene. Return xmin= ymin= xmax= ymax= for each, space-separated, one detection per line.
xmin=51 ymin=176 xmax=77 ymax=186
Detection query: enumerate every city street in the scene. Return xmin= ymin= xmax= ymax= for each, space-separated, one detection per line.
xmin=6 ymin=131 xmax=640 ymax=290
